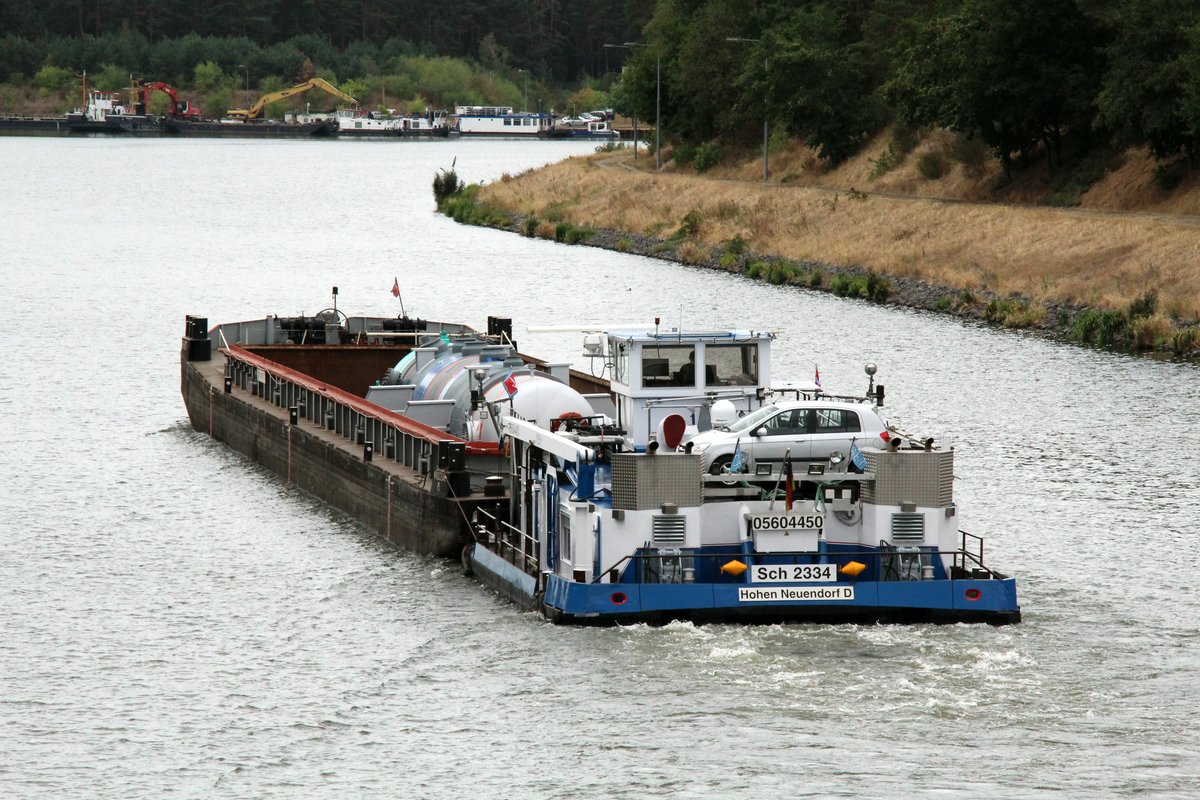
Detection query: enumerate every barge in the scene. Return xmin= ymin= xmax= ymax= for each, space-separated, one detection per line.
xmin=181 ymin=304 xmax=1020 ymax=625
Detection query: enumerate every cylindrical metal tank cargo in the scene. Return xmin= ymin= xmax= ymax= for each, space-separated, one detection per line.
xmin=382 ymin=337 xmax=594 ymax=442
xmin=469 ymin=373 xmax=594 ymax=442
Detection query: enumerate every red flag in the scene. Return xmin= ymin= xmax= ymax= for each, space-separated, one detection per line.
xmin=502 ymin=371 xmax=519 ymax=396
xmin=391 ymin=277 xmax=400 ymax=298
xmin=814 ymin=364 xmax=822 ymax=389
xmin=784 ymin=458 xmax=794 ymax=511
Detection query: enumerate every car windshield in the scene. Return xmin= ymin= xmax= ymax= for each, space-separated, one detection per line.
xmin=724 ymin=404 xmax=779 ymax=433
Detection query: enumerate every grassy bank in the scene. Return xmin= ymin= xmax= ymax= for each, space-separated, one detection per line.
xmin=461 ymin=147 xmax=1199 ymax=357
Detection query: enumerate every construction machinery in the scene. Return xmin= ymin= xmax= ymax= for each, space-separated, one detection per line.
xmin=225 ymin=77 xmax=357 ymax=121
xmin=139 ymin=81 xmax=202 ymax=117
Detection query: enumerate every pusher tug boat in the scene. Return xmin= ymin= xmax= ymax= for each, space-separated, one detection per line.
xmin=180 ymin=299 xmax=1020 ymax=625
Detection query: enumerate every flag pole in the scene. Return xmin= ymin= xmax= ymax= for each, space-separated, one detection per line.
xmin=391 ymin=276 xmax=407 ymax=318
xmin=767 ymin=447 xmax=790 ymax=510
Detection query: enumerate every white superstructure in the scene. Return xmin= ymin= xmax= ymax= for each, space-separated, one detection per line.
xmin=453 ymin=106 xmax=552 ymax=136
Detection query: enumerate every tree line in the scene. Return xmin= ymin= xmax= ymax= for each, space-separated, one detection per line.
xmin=0 ymin=0 xmax=630 ymax=83
xmin=4 ymin=0 xmax=1198 ymax=182
xmin=610 ymin=0 xmax=1200 ymax=180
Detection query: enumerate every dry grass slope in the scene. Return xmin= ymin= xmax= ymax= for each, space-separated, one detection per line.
xmin=479 ymin=145 xmax=1200 ymax=322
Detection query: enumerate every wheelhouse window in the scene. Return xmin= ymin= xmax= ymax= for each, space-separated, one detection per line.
xmin=705 ymin=344 xmax=759 ymax=386
xmin=641 ymin=345 xmax=695 ymax=388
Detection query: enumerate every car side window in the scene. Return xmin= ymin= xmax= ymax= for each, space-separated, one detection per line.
xmin=814 ymin=409 xmax=862 ymax=433
xmin=763 ymin=409 xmax=809 ymax=435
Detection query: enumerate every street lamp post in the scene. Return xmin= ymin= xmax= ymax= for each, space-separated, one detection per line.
xmin=725 ymin=38 xmax=769 ymax=182
xmin=605 ymin=42 xmax=661 ymax=171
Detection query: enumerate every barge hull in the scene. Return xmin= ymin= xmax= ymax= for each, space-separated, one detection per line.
xmin=180 ymin=350 xmax=467 ymax=557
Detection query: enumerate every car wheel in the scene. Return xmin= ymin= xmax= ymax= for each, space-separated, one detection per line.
xmin=709 ymin=454 xmax=733 ymax=476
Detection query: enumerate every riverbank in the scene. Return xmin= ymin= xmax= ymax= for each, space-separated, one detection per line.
xmin=461 ymin=148 xmax=1200 ymax=357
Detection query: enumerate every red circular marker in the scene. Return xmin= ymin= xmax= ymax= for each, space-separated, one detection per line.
xmin=964 ymin=588 xmax=982 ymax=601
xmin=661 ymin=413 xmax=687 ymax=450
xmin=611 ymin=592 xmax=628 ymax=605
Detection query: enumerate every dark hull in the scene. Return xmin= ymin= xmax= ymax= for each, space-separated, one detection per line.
xmin=337 ymin=128 xmax=451 ymax=139
xmin=0 ymin=114 xmax=325 ymax=138
xmin=0 ymin=116 xmax=73 ymax=136
xmin=65 ymin=113 xmax=172 ymax=135
xmin=180 ymin=340 xmax=475 ymax=558
xmin=168 ymin=119 xmax=334 ymax=137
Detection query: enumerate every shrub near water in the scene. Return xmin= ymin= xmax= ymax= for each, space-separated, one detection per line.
xmin=1071 ymin=308 xmax=1128 ymax=345
xmin=1173 ymin=327 xmax=1200 ymax=354
xmin=765 ymin=263 xmax=790 ymax=284
xmin=438 ymin=184 xmax=509 ymax=228
xmin=432 ymin=167 xmax=462 ymax=204
xmin=677 ymin=210 xmax=703 ymax=239
xmin=984 ymin=298 xmax=1045 ymax=328
xmin=1069 ymin=289 xmax=1167 ymax=349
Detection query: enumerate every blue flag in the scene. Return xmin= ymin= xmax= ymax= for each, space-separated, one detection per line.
xmin=730 ymin=439 xmax=747 ymax=473
xmin=849 ymin=440 xmax=867 ymax=472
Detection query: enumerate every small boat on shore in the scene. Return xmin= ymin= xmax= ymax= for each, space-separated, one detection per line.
xmin=452 ymin=105 xmax=556 ymax=137
xmin=180 ymin=305 xmax=1020 ymax=625
xmin=64 ymin=86 xmax=170 ymax=135
xmin=335 ymin=108 xmax=451 ymax=138
xmin=558 ymin=119 xmax=621 ymax=139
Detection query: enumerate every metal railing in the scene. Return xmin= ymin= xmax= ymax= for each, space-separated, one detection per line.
xmin=593 ymin=543 xmax=1002 ymax=585
xmin=955 ymin=530 xmax=1001 ymax=578
xmin=219 ymin=343 xmax=499 ymax=474
xmin=473 ymin=506 xmax=538 ymax=576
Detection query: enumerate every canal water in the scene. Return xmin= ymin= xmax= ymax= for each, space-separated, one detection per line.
xmin=2 ymin=137 xmax=1197 ymax=799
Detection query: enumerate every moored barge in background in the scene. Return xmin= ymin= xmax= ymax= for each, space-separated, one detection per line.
xmin=181 ymin=303 xmax=1020 ymax=625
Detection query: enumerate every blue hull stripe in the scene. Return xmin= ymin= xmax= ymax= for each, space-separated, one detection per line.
xmin=544 ymin=574 xmax=1019 ymax=622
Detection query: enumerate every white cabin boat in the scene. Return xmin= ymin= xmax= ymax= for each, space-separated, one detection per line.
xmin=453 ymin=106 xmax=553 ymax=136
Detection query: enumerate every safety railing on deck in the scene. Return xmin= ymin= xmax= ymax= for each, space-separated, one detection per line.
xmin=592 ymin=543 xmax=1002 ymax=585
xmin=955 ymin=530 xmax=1001 ymax=578
xmin=472 ymin=506 xmax=538 ymax=576
xmin=219 ymin=342 xmax=499 ymax=475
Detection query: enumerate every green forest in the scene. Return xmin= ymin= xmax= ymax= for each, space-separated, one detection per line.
xmin=609 ymin=0 xmax=1200 ymax=180
xmin=0 ymin=0 xmax=632 ymax=116
xmin=3 ymin=0 xmax=1200 ymax=179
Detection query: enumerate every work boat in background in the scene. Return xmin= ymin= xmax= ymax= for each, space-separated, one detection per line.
xmin=181 ymin=306 xmax=1020 ymax=625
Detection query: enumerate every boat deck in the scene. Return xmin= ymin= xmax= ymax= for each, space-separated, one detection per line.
xmin=190 ymin=351 xmax=490 ymax=501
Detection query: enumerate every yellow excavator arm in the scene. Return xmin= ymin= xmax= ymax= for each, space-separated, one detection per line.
xmin=226 ymin=77 xmax=357 ymax=120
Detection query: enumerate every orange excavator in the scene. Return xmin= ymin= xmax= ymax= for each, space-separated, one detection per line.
xmin=139 ymin=81 xmax=203 ymax=117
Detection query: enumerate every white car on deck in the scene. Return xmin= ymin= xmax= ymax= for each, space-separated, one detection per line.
xmin=683 ymin=400 xmax=889 ymax=475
